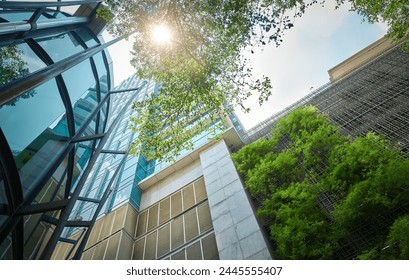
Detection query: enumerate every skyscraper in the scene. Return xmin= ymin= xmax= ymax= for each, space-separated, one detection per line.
xmin=1 ymin=1 xmax=271 ymax=260
xmin=0 ymin=1 xmax=126 ymax=260
xmin=51 ymin=74 xmax=272 ymax=260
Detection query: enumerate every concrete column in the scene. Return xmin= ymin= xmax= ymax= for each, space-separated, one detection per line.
xmin=199 ymin=140 xmax=272 ymax=260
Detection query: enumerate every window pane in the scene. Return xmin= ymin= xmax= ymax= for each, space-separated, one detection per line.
xmin=144 ymin=231 xmax=157 ymax=260
xmin=0 ymin=11 xmax=33 ymax=22
xmin=72 ymin=86 xmax=99 ymax=133
xmin=182 ymin=184 xmax=195 ymax=210
xmin=202 ymin=234 xmax=219 ymax=260
xmin=0 ymin=79 xmax=69 ymax=198
xmin=75 ymin=28 xmax=98 ymax=48
xmin=93 ymin=53 xmax=109 ymax=98
xmin=186 ymin=241 xmax=202 ymax=260
xmin=0 ymin=44 xmax=46 ymax=88
xmin=157 ymin=224 xmax=170 ymax=258
xmin=35 ymin=32 xmax=85 ymax=62
xmin=184 ymin=208 xmax=199 ymax=242
xmin=147 ymin=204 xmax=159 ymax=231
xmin=159 ymin=197 xmax=170 ymax=225
xmin=197 ymin=202 xmax=213 ymax=234
xmin=194 ymin=177 xmax=207 ymax=202
xmin=62 ymin=59 xmax=97 ymax=132
xmin=171 ymin=216 xmax=184 ymax=250
xmin=171 ymin=191 xmax=182 ymax=218
xmin=136 ymin=211 xmax=147 ymax=237
xmin=133 ymin=237 xmax=145 ymax=260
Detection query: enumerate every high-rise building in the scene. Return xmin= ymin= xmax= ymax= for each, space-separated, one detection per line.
xmin=0 ymin=1 xmax=271 ymax=260
xmin=0 ymin=1 xmax=127 ymax=260
xmin=50 ymin=74 xmax=272 ymax=260
xmin=2 ymin=2 xmax=407 ymax=261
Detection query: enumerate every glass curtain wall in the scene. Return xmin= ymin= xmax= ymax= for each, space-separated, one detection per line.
xmin=0 ymin=1 xmax=114 ymax=259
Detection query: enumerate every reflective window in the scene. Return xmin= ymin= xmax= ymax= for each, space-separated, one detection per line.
xmin=111 ymin=184 xmax=132 ymax=209
xmin=35 ymin=32 xmax=85 ymax=62
xmin=0 ymin=11 xmax=34 ymax=22
xmin=93 ymin=53 xmax=109 ymax=98
xmin=0 ymin=44 xmax=46 ymax=87
xmin=62 ymin=59 xmax=97 ymax=132
xmin=72 ymin=88 xmax=98 ymax=133
xmin=42 ymin=10 xmax=70 ymax=19
xmin=75 ymin=28 xmax=98 ymax=48
xmin=0 ymin=80 xmax=68 ymax=177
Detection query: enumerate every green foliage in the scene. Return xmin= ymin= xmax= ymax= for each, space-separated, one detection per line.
xmin=96 ymin=5 xmax=114 ymax=23
xmin=102 ymin=0 xmax=408 ymax=160
xmin=231 ymin=138 xmax=275 ymax=180
xmin=358 ymin=214 xmax=409 ymax=259
xmin=0 ymin=45 xmax=36 ymax=106
xmin=269 ymin=183 xmax=335 ymax=259
xmin=233 ymin=106 xmax=409 ymax=259
xmin=385 ymin=215 xmax=409 ymax=259
xmin=102 ymin=0 xmax=315 ymax=160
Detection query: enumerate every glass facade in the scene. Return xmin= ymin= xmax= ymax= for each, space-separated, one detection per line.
xmin=0 ymin=2 xmax=115 ymax=260
xmin=0 ymin=1 xmax=239 ymax=260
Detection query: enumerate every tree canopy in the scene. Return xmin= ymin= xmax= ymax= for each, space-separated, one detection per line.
xmin=232 ymin=106 xmax=409 ymax=259
xmin=101 ymin=0 xmax=409 ymax=161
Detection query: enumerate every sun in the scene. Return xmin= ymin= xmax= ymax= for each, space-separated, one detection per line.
xmin=151 ymin=24 xmax=172 ymax=45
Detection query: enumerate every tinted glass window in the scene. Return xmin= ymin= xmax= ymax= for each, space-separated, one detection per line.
xmin=35 ymin=32 xmax=85 ymax=62
xmin=62 ymin=59 xmax=97 ymax=132
xmin=0 ymin=44 xmax=46 ymax=87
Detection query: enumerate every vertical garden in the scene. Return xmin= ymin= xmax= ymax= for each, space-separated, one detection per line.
xmin=232 ymin=106 xmax=409 ymax=259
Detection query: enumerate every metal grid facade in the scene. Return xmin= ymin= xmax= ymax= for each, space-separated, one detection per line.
xmin=243 ymin=44 xmax=409 ymax=154
xmin=241 ymin=42 xmax=409 ymax=259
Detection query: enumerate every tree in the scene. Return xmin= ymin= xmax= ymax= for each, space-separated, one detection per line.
xmin=101 ymin=0 xmax=409 ymax=161
xmin=101 ymin=0 xmax=308 ymax=160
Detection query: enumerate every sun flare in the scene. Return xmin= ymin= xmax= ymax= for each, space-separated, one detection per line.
xmin=151 ymin=24 xmax=172 ymax=44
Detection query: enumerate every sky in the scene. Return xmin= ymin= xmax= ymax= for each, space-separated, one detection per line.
xmin=103 ymin=1 xmax=388 ymax=130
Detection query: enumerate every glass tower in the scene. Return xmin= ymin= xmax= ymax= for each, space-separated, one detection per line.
xmin=0 ymin=1 xmax=120 ymax=260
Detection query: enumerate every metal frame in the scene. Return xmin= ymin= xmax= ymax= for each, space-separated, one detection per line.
xmin=40 ymin=84 xmax=147 ymax=259
xmin=0 ymin=1 xmax=137 ymax=259
xmin=0 ymin=1 xmax=101 ymax=9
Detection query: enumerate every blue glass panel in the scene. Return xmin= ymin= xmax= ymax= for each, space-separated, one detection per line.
xmin=62 ymin=59 xmax=97 ymax=132
xmin=75 ymin=28 xmax=98 ymax=48
xmin=93 ymin=53 xmax=109 ymax=98
xmin=0 ymin=11 xmax=33 ymax=22
xmin=111 ymin=184 xmax=132 ymax=209
xmin=130 ymin=184 xmax=142 ymax=210
xmin=0 ymin=79 xmax=69 ymax=197
xmin=35 ymin=32 xmax=85 ymax=62
xmin=43 ymin=10 xmax=69 ymax=19
xmin=0 ymin=79 xmax=68 ymax=154
xmin=0 ymin=43 xmax=46 ymax=87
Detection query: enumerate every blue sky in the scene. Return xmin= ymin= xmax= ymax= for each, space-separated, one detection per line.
xmin=104 ymin=1 xmax=388 ymax=130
